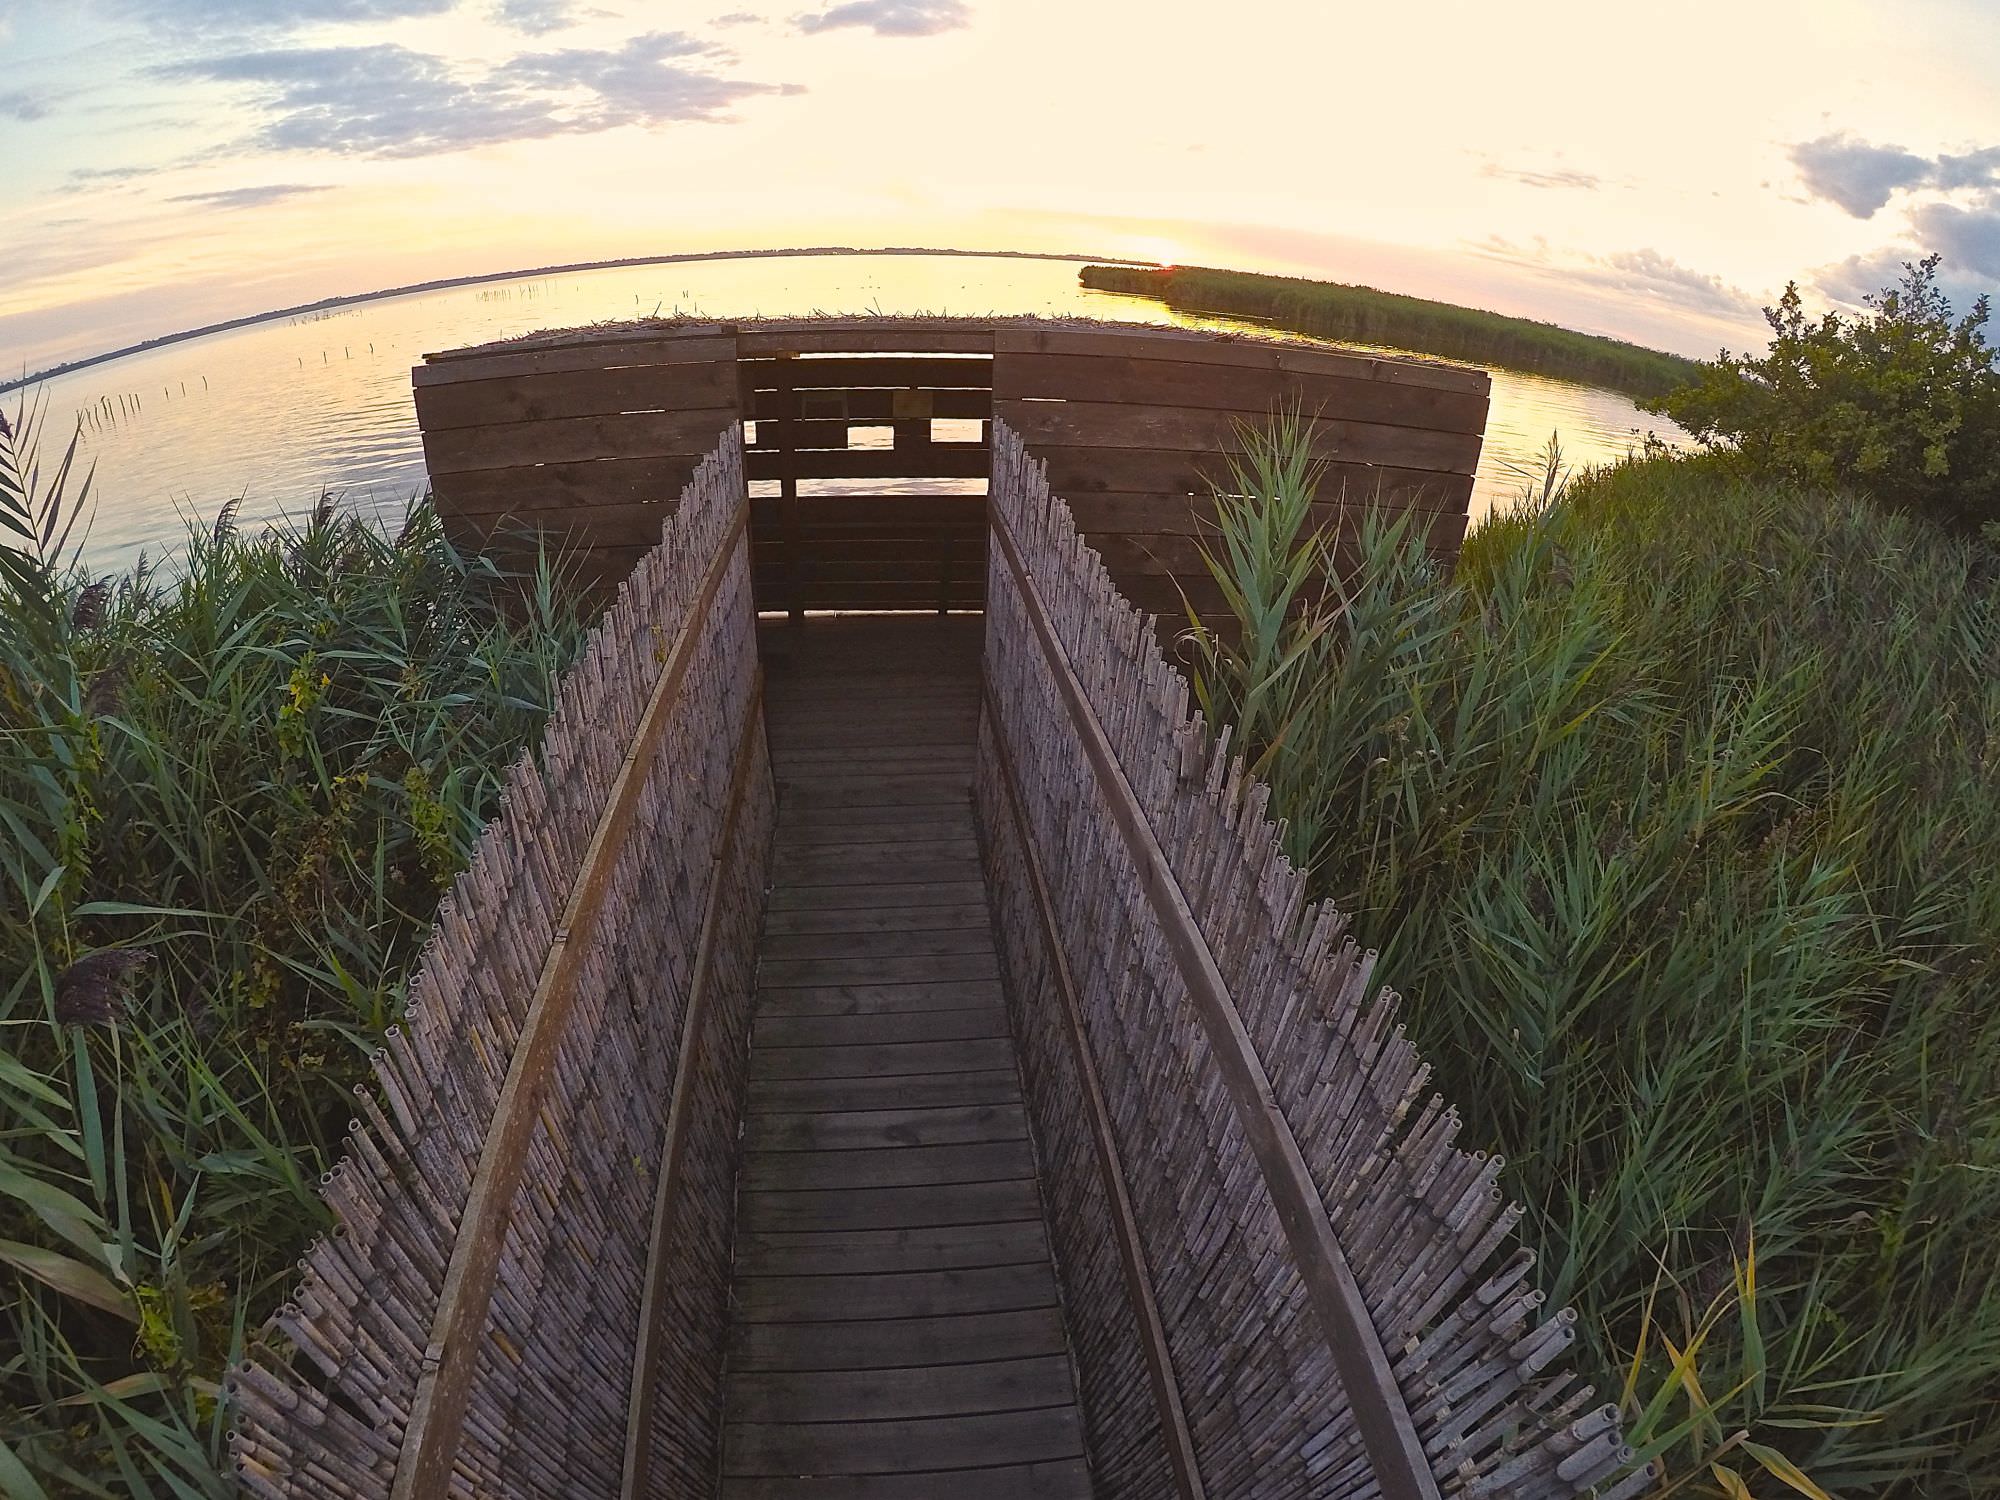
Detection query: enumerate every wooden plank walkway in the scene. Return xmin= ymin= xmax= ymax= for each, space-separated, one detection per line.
xmin=720 ymin=616 xmax=1093 ymax=1499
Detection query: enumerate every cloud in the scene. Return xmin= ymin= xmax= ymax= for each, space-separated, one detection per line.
xmin=69 ymin=164 xmax=157 ymax=184
xmin=712 ymin=10 xmax=763 ymax=22
xmin=167 ymin=182 xmax=335 ymax=209
xmin=1474 ymin=237 xmax=1758 ymax=322
xmin=0 ymin=89 xmax=51 ymax=122
xmin=1790 ymin=132 xmax=2000 ymax=218
xmin=794 ymin=0 xmax=970 ymax=36
xmin=159 ymin=32 xmax=798 ymax=158
xmin=1908 ymin=198 xmax=2000 ymax=282
xmin=492 ymin=0 xmax=579 ymax=33
xmin=1480 ymin=162 xmax=1600 ymax=191
xmin=108 ymin=0 xmax=456 ymax=31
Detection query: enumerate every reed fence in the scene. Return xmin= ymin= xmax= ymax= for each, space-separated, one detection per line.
xmin=228 ymin=432 xmax=773 ymax=1500
xmin=975 ymin=422 xmax=1651 ymax=1500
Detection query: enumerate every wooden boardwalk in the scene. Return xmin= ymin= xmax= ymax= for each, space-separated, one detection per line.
xmin=720 ymin=616 xmax=1092 ymax=1499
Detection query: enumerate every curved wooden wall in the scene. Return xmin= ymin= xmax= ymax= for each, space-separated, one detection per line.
xmin=414 ymin=317 xmax=1488 ymax=611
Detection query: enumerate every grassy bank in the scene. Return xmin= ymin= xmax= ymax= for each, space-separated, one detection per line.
xmin=0 ymin=405 xmax=587 ymax=1494
xmin=1188 ymin=436 xmax=2000 ymax=1496
xmin=1082 ymin=263 xmax=1703 ymax=400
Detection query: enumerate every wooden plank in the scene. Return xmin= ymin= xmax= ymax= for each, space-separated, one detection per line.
xmin=733 ymin=1221 xmax=1046 ymax=1276
xmin=1036 ymin=445 xmax=1476 ymax=506
xmin=726 ymin=1357 xmax=1075 ymax=1424
xmin=734 ymin=1178 xmax=1041 ymax=1233
xmin=775 ymin=819 xmax=978 ymax=851
xmin=751 ymin=495 xmax=985 ymax=528
xmin=738 ymin=329 xmax=996 ymax=355
xmin=726 ymin=1306 xmax=1065 ymax=1373
xmin=997 ymin=397 xmax=1481 ymax=473
xmin=390 ymin=500 xmax=749 ymax=1500
xmin=744 ymin=1103 xmax=1028 ymax=1153
xmin=718 ymin=1459 xmax=1092 ymax=1500
xmin=764 ymin=881 xmax=986 ymax=913
xmin=416 ymin=359 xmax=738 ymax=430
xmin=993 ymin=351 xmax=1487 ymax=431
xmin=1061 ymin=486 xmax=1472 ymax=537
xmin=424 ymin=406 xmax=737 ymax=476
xmin=756 ymin=927 xmax=991 ymax=961
xmin=741 ymin=1138 xmax=1031 ymax=1191
xmin=747 ymin=1036 xmax=1014 ymax=1080
xmin=752 ymin=980 xmax=1005 ymax=1019
xmin=751 ymin=537 xmax=983 ymax=567
xmin=750 ymin=388 xmax=991 ymax=421
xmin=434 ymin=455 xmax=701 ymax=518
xmin=724 ymin=1408 xmax=1083 ymax=1477
xmin=774 ymin=775 xmax=973 ymax=811
xmin=745 ymin=1068 xmax=1022 ymax=1114
xmin=753 ymin=1006 xmax=1006 ymax=1050
xmin=747 ymin=446 xmax=987 ymax=482
xmin=414 ymin=332 xmax=736 ymax=386
xmin=740 ymin=356 xmax=993 ymax=390
xmin=731 ymin=1263 xmax=1056 ymax=1322
xmin=992 ymin=324 xmax=1489 ymax=393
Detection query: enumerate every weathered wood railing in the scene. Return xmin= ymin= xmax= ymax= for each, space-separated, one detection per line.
xmin=976 ymin=422 xmax=1650 ymax=1500
xmin=228 ymin=434 xmax=773 ymax=1499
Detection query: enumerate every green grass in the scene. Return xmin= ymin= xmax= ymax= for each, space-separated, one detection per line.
xmin=0 ymin=395 xmax=588 ymax=1495
xmin=1082 ymin=263 xmax=1703 ymax=400
xmin=1185 ymin=429 xmax=2000 ymax=1498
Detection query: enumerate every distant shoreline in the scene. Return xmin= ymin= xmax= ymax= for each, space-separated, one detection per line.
xmin=3 ymin=246 xmax=1157 ymax=396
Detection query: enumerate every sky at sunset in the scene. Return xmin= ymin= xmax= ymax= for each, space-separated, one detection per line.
xmin=3 ymin=0 xmax=1999 ymax=376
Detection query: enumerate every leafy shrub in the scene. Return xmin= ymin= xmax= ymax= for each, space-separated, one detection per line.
xmin=1186 ymin=428 xmax=2000 ymax=1497
xmin=1654 ymin=256 xmax=2000 ymax=534
xmin=0 ymin=394 xmax=588 ymax=1494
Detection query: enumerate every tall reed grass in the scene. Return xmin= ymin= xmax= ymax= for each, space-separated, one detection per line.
xmin=0 ymin=395 xmax=588 ymax=1494
xmin=1185 ymin=426 xmax=2000 ymax=1497
xmin=1083 ymin=264 xmax=1703 ymax=400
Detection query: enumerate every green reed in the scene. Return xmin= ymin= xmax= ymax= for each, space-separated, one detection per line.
xmin=0 ymin=395 xmax=588 ymax=1495
xmin=1184 ymin=429 xmax=2000 ymax=1498
xmin=1082 ymin=264 xmax=1703 ymax=401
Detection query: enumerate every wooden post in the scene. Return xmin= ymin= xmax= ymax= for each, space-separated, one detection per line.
xmin=773 ymin=352 xmax=803 ymax=624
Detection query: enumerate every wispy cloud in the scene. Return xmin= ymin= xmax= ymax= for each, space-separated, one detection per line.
xmin=167 ymin=183 xmax=335 ymax=209
xmin=1480 ymin=161 xmax=1600 ymax=191
xmin=1474 ymin=236 xmax=1758 ymax=321
xmin=108 ymin=0 xmax=457 ymax=32
xmin=0 ymin=89 xmax=52 ymax=122
xmin=794 ymin=0 xmax=970 ymax=37
xmin=491 ymin=0 xmax=580 ymax=34
xmin=158 ymin=32 xmax=800 ymax=158
xmin=1790 ymin=132 xmax=2000 ymax=219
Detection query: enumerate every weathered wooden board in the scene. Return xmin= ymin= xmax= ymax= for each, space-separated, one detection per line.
xmin=423 ymin=406 xmax=738 ymax=475
xmin=996 ymin=397 xmax=1481 ymax=473
xmin=417 ymin=360 xmax=739 ymax=430
xmin=992 ymin=323 xmax=1487 ymax=393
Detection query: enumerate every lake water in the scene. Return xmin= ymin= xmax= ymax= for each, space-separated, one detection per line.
xmin=17 ymin=252 xmax=1689 ymax=573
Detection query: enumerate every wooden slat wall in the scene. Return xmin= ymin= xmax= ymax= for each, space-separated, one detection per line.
xmin=415 ymin=330 xmax=742 ymax=597
xmin=976 ymin=424 xmax=1651 ymax=1500
xmin=991 ymin=325 xmax=1487 ymax=621
xmin=229 ymin=436 xmax=775 ymax=1500
xmin=414 ymin=317 xmax=1487 ymax=614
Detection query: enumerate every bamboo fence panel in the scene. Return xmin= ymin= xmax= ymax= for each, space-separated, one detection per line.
xmin=976 ymin=421 xmax=1651 ymax=1500
xmin=228 ymin=432 xmax=773 ymax=1500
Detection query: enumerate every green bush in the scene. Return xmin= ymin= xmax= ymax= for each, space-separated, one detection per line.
xmin=0 ymin=395 xmax=587 ymax=1494
xmin=1186 ymin=429 xmax=2000 ymax=1497
xmin=1654 ymin=256 xmax=2000 ymax=535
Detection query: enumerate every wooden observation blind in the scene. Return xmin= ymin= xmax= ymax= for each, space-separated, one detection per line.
xmin=228 ymin=327 xmax=1651 ymax=1499
xmin=413 ymin=316 xmax=1489 ymax=614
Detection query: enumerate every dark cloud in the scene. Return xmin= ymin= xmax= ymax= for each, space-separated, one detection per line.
xmin=1480 ymin=162 xmax=1600 ymax=191
xmin=795 ymin=0 xmax=970 ymax=36
xmin=1790 ymin=134 xmax=1930 ymax=218
xmin=168 ymin=182 xmax=335 ymax=209
xmin=0 ymin=89 xmax=51 ymax=122
xmin=159 ymin=33 xmax=798 ymax=158
xmin=492 ymin=0 xmax=580 ymax=33
xmin=1908 ymin=198 xmax=2000 ymax=282
xmin=1790 ymin=133 xmax=2000 ymax=218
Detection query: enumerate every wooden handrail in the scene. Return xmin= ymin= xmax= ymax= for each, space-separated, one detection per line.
xmin=988 ymin=507 xmax=1445 ymax=1500
xmin=982 ymin=681 xmax=1208 ymax=1500
xmin=392 ymin=501 xmax=750 ymax=1500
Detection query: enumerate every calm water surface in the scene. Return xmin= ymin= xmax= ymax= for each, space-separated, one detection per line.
xmin=24 ymin=253 xmax=1688 ymax=572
